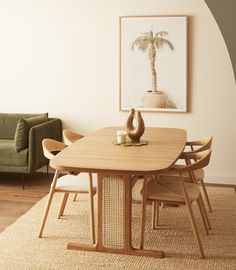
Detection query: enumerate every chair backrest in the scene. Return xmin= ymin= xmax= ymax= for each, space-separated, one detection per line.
xmin=186 ymin=136 xmax=213 ymax=153
xmin=63 ymin=130 xmax=83 ymax=145
xmin=179 ymin=149 xmax=212 ymax=173
xmin=42 ymin=139 xmax=67 ymax=160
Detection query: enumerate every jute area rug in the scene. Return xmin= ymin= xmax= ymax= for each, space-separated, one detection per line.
xmin=0 ymin=187 xmax=235 ymax=270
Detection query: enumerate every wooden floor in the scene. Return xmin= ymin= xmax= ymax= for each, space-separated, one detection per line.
xmin=0 ymin=173 xmax=51 ymax=233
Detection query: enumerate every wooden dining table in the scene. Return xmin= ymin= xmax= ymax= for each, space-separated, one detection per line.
xmin=50 ymin=126 xmax=186 ymax=258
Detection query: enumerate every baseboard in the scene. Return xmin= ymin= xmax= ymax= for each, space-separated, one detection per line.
xmin=205 ymin=172 xmax=236 ymax=185
xmin=37 ymin=166 xmax=53 ymax=174
xmin=37 ymin=166 xmax=67 ymax=175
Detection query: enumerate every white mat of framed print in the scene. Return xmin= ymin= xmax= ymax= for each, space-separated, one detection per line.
xmin=119 ymin=16 xmax=188 ymax=112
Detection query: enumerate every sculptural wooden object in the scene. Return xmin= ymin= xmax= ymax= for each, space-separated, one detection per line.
xmin=125 ymin=108 xmax=145 ymax=143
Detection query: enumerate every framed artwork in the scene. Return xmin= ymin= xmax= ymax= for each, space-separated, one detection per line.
xmin=119 ymin=16 xmax=188 ymax=112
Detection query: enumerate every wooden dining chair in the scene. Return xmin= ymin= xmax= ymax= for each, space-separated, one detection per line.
xmin=38 ymin=139 xmax=96 ymax=244
xmin=63 ymin=130 xmax=85 ymax=202
xmin=63 ymin=130 xmax=84 ymax=145
xmin=161 ymin=136 xmax=213 ymax=212
xmin=132 ymin=150 xmax=212 ymax=258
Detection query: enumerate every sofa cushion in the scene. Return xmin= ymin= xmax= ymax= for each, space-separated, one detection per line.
xmin=0 ymin=140 xmax=28 ymax=167
xmin=0 ymin=113 xmax=48 ymax=139
xmin=14 ymin=113 xmax=48 ymax=152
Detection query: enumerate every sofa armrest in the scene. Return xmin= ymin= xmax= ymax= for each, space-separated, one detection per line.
xmin=28 ymin=118 xmax=62 ymax=173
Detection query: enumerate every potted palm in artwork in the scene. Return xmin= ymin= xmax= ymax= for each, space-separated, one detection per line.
xmin=132 ymin=30 xmax=174 ymax=108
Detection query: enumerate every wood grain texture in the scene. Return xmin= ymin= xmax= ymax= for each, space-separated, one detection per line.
xmin=63 ymin=130 xmax=84 ymax=145
xmin=0 ymin=173 xmax=50 ymax=232
xmin=50 ymin=127 xmax=187 ymax=174
xmin=125 ymin=109 xmax=145 ymax=143
xmin=52 ymin=126 xmax=186 ymax=258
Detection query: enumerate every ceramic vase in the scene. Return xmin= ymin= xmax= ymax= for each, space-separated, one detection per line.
xmin=143 ymin=90 xmax=168 ymax=108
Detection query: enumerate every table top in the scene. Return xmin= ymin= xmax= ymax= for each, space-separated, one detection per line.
xmin=50 ymin=127 xmax=186 ymax=174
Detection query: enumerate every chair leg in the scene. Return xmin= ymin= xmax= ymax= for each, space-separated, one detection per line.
xmin=39 ymin=189 xmax=55 ymax=238
xmin=140 ymin=176 xmax=148 ymax=250
xmin=58 ymin=193 xmax=69 ymax=219
xmin=73 ymin=193 xmax=78 ymax=202
xmin=22 ymin=174 xmax=25 ymax=190
xmin=155 ymin=202 xmax=160 ymax=228
xmin=152 ymin=201 xmax=160 ymax=229
xmin=191 ymin=170 xmax=211 ymax=230
xmin=199 ymin=179 xmax=212 ymax=212
xmin=186 ymin=201 xmax=205 ymax=258
xmin=152 ymin=201 xmax=156 ymax=229
xmin=180 ymin=174 xmax=205 ymax=259
xmin=38 ymin=170 xmax=59 ymax=238
xmin=198 ymin=194 xmax=211 ymax=230
xmin=88 ymin=173 xmax=95 ymax=244
xmin=197 ymin=199 xmax=209 ymax=235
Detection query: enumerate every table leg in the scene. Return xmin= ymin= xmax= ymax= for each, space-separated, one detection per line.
xmin=67 ymin=173 xmax=164 ymax=258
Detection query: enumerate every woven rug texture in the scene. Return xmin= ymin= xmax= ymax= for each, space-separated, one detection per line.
xmin=0 ymin=187 xmax=235 ymax=270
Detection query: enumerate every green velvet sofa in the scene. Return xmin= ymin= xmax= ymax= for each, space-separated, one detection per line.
xmin=0 ymin=113 xmax=62 ymax=180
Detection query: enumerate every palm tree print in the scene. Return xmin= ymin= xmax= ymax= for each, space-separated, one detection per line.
xmin=131 ymin=30 xmax=174 ymax=93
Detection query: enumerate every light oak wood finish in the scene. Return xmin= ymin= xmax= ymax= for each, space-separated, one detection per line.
xmin=39 ymin=139 xmax=96 ymax=244
xmin=0 ymin=174 xmax=234 ymax=237
xmin=68 ymin=173 xmax=164 ymax=258
xmin=42 ymin=139 xmax=67 ymax=160
xmin=161 ymin=136 xmax=213 ymax=212
xmin=42 ymin=139 xmax=70 ymax=218
xmin=63 ymin=130 xmax=84 ymax=201
xmin=63 ymin=130 xmax=84 ymax=145
xmin=51 ymin=127 xmax=186 ymax=174
xmin=133 ymin=150 xmax=212 ymax=259
xmin=50 ymin=127 xmax=186 ymax=258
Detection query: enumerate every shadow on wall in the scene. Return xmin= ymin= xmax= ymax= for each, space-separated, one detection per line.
xmin=205 ymin=0 xmax=236 ymax=84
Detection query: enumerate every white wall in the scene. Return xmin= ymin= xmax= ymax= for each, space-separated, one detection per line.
xmin=0 ymin=0 xmax=235 ymax=184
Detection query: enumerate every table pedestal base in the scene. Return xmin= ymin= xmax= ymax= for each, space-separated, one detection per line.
xmin=67 ymin=242 xmax=164 ymax=258
xmin=67 ymin=174 xmax=165 ymax=258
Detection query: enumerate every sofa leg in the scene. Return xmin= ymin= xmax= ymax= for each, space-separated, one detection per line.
xmin=22 ymin=174 xmax=25 ymax=190
xmin=46 ymin=164 xmax=50 ymax=178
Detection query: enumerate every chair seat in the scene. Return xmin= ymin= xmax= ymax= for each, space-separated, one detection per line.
xmin=161 ymin=168 xmax=204 ymax=180
xmin=55 ymin=173 xmax=97 ymax=193
xmin=132 ymin=178 xmax=200 ymax=203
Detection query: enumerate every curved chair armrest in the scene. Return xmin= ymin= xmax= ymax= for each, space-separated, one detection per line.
xmin=185 ymin=136 xmax=213 ymax=153
xmin=178 ymin=150 xmax=212 ymax=172
xmin=42 ymin=139 xmax=67 ymax=160
xmin=63 ymin=130 xmax=84 ymax=145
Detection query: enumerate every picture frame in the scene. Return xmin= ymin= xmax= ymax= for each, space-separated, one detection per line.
xmin=119 ymin=15 xmax=188 ymax=112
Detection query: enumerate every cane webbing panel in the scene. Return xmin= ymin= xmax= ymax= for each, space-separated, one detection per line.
xmin=102 ymin=177 xmax=125 ymax=249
